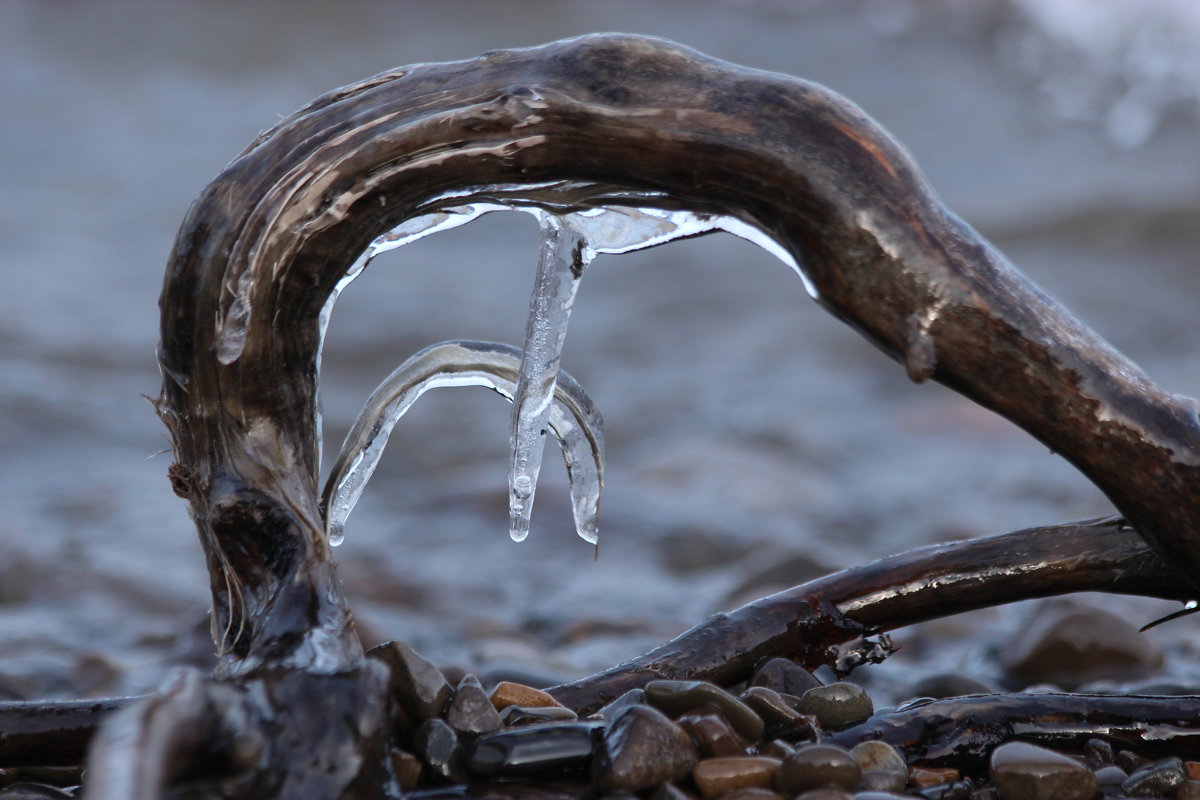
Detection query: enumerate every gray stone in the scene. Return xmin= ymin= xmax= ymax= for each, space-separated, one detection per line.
xmin=367 ymin=640 xmax=451 ymax=722
xmin=414 ymin=717 xmax=468 ymax=783
xmin=795 ymin=682 xmax=873 ymax=730
xmin=445 ymin=674 xmax=502 ymax=738
xmin=774 ymin=743 xmax=861 ymax=795
xmin=469 ymin=720 xmax=603 ymax=777
xmin=1121 ymin=756 xmax=1185 ymax=797
xmin=989 ymin=741 xmax=1097 ymax=800
xmin=593 ymin=704 xmax=698 ymax=793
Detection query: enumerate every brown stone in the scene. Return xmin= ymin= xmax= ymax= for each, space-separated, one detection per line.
xmin=909 ymin=765 xmax=960 ymax=788
xmin=488 ymin=680 xmax=563 ymax=711
xmin=692 ymin=756 xmax=781 ymax=800
xmin=775 ymin=744 xmax=861 ymax=795
xmin=990 ymin=741 xmax=1098 ymax=800
xmin=677 ymin=704 xmax=751 ymax=757
xmin=594 ymin=704 xmax=698 ymax=793
xmin=389 ymin=748 xmax=422 ymax=790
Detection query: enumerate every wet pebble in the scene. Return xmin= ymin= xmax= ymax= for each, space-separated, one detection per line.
xmin=498 ymin=704 xmax=578 ymax=727
xmin=741 ymin=686 xmax=817 ymax=740
xmin=751 ymin=657 xmax=822 ymax=696
xmin=369 ymin=640 xmax=451 ymax=722
xmin=1116 ymin=750 xmax=1150 ymax=773
xmin=489 ymin=680 xmax=563 ymax=711
xmin=989 ymin=741 xmax=1097 ymax=800
xmin=1121 ymin=756 xmax=1185 ymax=797
xmin=390 ymin=748 xmax=423 ymax=790
xmin=650 ymin=783 xmax=699 ymax=800
xmin=445 ymin=674 xmax=503 ymax=738
xmin=774 ymin=744 xmax=861 ymax=795
xmin=593 ymin=704 xmax=698 ymax=793
xmin=851 ymin=741 xmax=907 ymax=793
xmin=644 ymin=680 xmax=765 ymax=742
xmin=677 ymin=705 xmax=751 ymax=757
xmin=795 ymin=682 xmax=873 ymax=730
xmin=414 ymin=717 xmax=468 ymax=783
xmin=909 ymin=767 xmax=960 ymax=789
xmin=691 ymin=756 xmax=781 ymax=799
xmin=1001 ymin=602 xmax=1161 ymax=689
xmin=1093 ymin=764 xmax=1127 ymax=788
xmin=915 ymin=780 xmax=973 ymax=800
xmin=468 ymin=720 xmax=603 ymax=777
xmin=1083 ymin=737 xmax=1114 ymax=766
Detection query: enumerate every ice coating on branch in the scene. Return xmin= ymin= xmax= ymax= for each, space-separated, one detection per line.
xmin=313 ymin=188 xmax=818 ymax=544
xmin=321 ymin=340 xmax=604 ymax=548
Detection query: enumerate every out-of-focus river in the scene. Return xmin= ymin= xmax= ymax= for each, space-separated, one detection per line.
xmin=2 ymin=0 xmax=1198 ymax=702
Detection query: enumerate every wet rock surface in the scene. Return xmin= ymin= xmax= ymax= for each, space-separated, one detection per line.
xmin=795 ymin=682 xmax=874 ymax=730
xmin=989 ymin=741 xmax=1097 ymax=800
xmin=593 ymin=704 xmax=698 ymax=793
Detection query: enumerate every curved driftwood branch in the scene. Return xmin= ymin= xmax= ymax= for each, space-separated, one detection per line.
xmin=547 ymin=517 xmax=1192 ymax=714
xmin=157 ymin=35 xmax=1200 ymax=674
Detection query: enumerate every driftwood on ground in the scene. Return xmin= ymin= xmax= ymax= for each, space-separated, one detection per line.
xmin=4 ymin=33 xmax=1200 ymax=798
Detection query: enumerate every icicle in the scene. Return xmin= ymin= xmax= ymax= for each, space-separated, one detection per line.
xmin=321 ymin=340 xmax=604 ymax=548
xmin=508 ymin=213 xmax=590 ymax=542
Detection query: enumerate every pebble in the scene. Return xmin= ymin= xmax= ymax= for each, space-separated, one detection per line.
xmin=691 ymin=756 xmax=781 ymax=799
xmin=414 ymin=718 xmax=468 ymax=783
xmin=774 ymin=744 xmax=861 ymax=795
xmin=751 ymin=657 xmax=823 ymax=696
xmin=909 ymin=766 xmax=959 ymax=788
xmin=915 ymin=780 xmax=973 ymax=800
xmin=989 ymin=741 xmax=1098 ymax=800
xmin=1179 ymin=779 xmax=1200 ymax=800
xmin=644 ymin=680 xmax=765 ymax=742
xmin=498 ymin=704 xmax=579 ymax=727
xmin=445 ymin=674 xmax=503 ymax=738
xmin=593 ymin=704 xmax=698 ymax=793
xmin=1121 ymin=756 xmax=1185 ymax=797
xmin=1093 ymin=764 xmax=1127 ymax=787
xmin=677 ymin=705 xmax=751 ymax=757
xmin=1083 ymin=738 xmax=1114 ymax=766
xmin=851 ymin=741 xmax=907 ymax=793
xmin=1001 ymin=601 xmax=1161 ymax=689
xmin=741 ymin=686 xmax=816 ymax=739
xmin=1116 ymin=750 xmax=1151 ymax=773
xmin=795 ymin=682 xmax=873 ymax=730
xmin=390 ymin=748 xmax=423 ymax=790
xmin=1189 ymin=761 xmax=1200 ymax=780
xmin=468 ymin=720 xmax=603 ymax=777
xmin=368 ymin=640 xmax=451 ymax=722
xmin=489 ymin=681 xmax=564 ymax=711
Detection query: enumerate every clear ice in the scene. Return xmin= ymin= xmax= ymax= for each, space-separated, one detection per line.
xmin=312 ymin=184 xmax=818 ymax=547
xmin=321 ymin=340 xmax=605 ymax=548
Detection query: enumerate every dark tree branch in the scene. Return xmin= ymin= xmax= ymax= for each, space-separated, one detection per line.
xmin=548 ymin=517 xmax=1192 ymax=714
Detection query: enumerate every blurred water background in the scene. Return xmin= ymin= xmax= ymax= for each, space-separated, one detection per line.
xmin=2 ymin=0 xmax=1199 ymax=702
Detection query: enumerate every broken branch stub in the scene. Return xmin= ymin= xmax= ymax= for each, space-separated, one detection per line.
xmin=158 ymin=37 xmax=1200 ymax=668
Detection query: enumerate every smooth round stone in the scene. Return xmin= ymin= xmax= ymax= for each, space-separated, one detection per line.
xmin=596 ymin=688 xmax=646 ymax=722
xmin=469 ymin=720 xmax=603 ymax=777
xmin=367 ymin=640 xmax=451 ymax=721
xmin=677 ymin=705 xmax=751 ymax=758
xmin=851 ymin=740 xmax=906 ymax=775
xmin=644 ymin=680 xmax=766 ymax=742
xmin=594 ymin=704 xmax=698 ymax=793
xmin=775 ymin=744 xmax=861 ymax=795
xmin=751 ymin=657 xmax=823 ymax=696
xmin=1117 ymin=749 xmax=1150 ymax=773
xmin=445 ymin=674 xmax=503 ymax=738
xmin=488 ymin=680 xmax=563 ymax=711
xmin=989 ymin=741 xmax=1098 ymax=800
xmin=1122 ymin=756 xmax=1185 ymax=797
xmin=389 ymin=749 xmax=422 ymax=790
xmin=796 ymin=682 xmax=873 ymax=730
xmin=692 ymin=756 xmax=782 ymax=799
xmin=1093 ymin=764 xmax=1127 ymax=787
xmin=1082 ymin=737 xmax=1114 ymax=765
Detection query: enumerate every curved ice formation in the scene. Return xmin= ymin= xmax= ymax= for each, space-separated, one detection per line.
xmin=321 ymin=339 xmax=604 ymax=548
